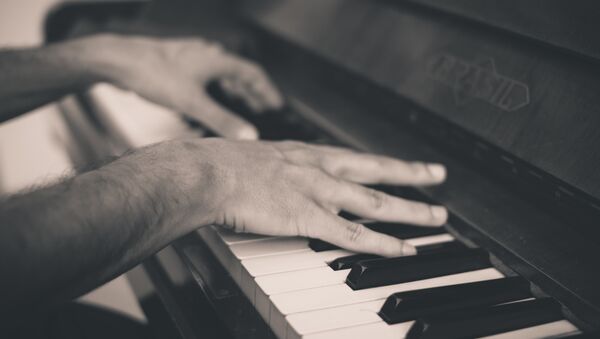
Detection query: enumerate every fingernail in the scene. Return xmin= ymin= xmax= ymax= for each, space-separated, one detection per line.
xmin=234 ymin=125 xmax=259 ymax=140
xmin=401 ymin=242 xmax=417 ymax=256
xmin=269 ymin=92 xmax=285 ymax=109
xmin=430 ymin=205 xmax=448 ymax=224
xmin=426 ymin=163 xmax=446 ymax=181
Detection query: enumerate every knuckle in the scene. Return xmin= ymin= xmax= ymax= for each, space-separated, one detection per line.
xmin=345 ymin=222 xmax=365 ymax=243
xmin=368 ymin=189 xmax=386 ymax=210
xmin=330 ymin=163 xmax=351 ymax=179
xmin=318 ymin=155 xmax=340 ymax=172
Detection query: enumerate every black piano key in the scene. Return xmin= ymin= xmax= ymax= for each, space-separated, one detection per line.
xmin=406 ymin=298 xmax=564 ymax=339
xmin=367 ymin=223 xmax=447 ymax=238
xmin=329 ymin=241 xmax=466 ymax=271
xmin=309 ymin=238 xmax=339 ymax=252
xmin=309 ymin=222 xmax=448 ymax=252
xmin=345 ymin=248 xmax=490 ymax=290
xmin=378 ymin=277 xmax=531 ymax=324
xmin=338 ymin=211 xmax=361 ymax=220
xmin=414 ymin=240 xmax=466 ymax=255
xmin=206 ymin=81 xmax=323 ymax=141
xmin=329 ymin=254 xmax=380 ymax=270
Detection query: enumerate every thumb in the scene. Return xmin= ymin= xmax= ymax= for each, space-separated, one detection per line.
xmin=186 ymin=93 xmax=259 ymax=140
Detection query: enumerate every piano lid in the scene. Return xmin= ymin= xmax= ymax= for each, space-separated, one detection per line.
xmin=242 ymin=0 xmax=600 ymax=217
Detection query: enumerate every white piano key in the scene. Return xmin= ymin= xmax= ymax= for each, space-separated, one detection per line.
xmin=408 ymin=233 xmax=454 ymax=246
xmin=240 ymin=249 xmax=352 ymax=305
xmin=302 ymin=321 xmax=414 ymax=339
xmin=269 ymin=268 xmax=504 ymax=337
xmin=286 ymin=299 xmax=385 ymax=339
xmin=87 ymin=83 xmax=199 ymax=148
xmin=230 ymin=237 xmax=310 ymax=259
xmin=257 ymin=267 xmax=350 ymax=297
xmin=242 ymin=249 xmax=353 ymax=277
xmin=214 ymin=226 xmax=272 ymax=245
xmin=197 ymin=226 xmax=310 ymax=283
xmin=255 ymin=268 xmax=350 ymax=320
xmin=204 ymin=227 xmax=453 ymax=305
xmin=299 ymin=320 xmax=578 ymax=339
xmin=285 ymin=270 xmax=512 ymax=337
xmin=254 ymin=232 xmax=455 ymax=296
xmin=253 ymin=233 xmax=461 ymax=324
xmin=478 ymin=320 xmax=579 ymax=339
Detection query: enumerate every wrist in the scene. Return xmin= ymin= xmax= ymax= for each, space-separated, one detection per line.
xmin=163 ymin=139 xmax=232 ymax=230
xmin=58 ymin=33 xmax=138 ymax=88
xmin=112 ymin=141 xmax=226 ymax=234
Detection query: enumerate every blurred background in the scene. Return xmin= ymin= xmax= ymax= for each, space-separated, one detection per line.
xmin=0 ymin=0 xmax=69 ymax=193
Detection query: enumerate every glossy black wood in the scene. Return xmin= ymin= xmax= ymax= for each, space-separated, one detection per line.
xmin=242 ymin=0 xmax=600 ymax=328
xmin=206 ymin=82 xmax=328 ymax=142
xmin=309 ymin=222 xmax=448 ymax=252
xmin=329 ymin=240 xmax=466 ymax=271
xmin=174 ymin=234 xmax=275 ymax=339
xmin=346 ymin=248 xmax=491 ymax=290
xmin=379 ymin=277 xmax=531 ymax=324
xmin=406 ymin=298 xmax=564 ymax=339
xmin=243 ymin=0 xmax=600 ymax=207
xmin=416 ymin=240 xmax=466 ymax=255
xmin=403 ymin=0 xmax=600 ymax=62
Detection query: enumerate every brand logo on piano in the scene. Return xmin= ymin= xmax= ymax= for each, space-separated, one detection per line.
xmin=427 ymin=54 xmax=530 ymax=111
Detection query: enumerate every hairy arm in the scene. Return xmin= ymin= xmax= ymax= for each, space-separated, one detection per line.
xmin=0 ymin=145 xmax=215 ymax=318
xmin=0 ymin=33 xmax=282 ymax=137
xmin=0 ymin=37 xmax=115 ymax=121
xmin=0 ymin=138 xmax=447 ymax=319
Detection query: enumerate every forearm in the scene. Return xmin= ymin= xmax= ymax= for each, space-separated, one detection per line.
xmin=0 ymin=147 xmax=212 ymax=316
xmin=0 ymin=34 xmax=126 ymax=121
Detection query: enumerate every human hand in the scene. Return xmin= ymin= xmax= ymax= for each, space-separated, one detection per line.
xmin=150 ymin=138 xmax=447 ymax=257
xmin=90 ymin=34 xmax=283 ymax=139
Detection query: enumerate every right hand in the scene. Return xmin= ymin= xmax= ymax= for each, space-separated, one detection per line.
xmin=142 ymin=138 xmax=448 ymax=257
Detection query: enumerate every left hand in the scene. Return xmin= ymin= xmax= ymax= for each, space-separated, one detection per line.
xmin=88 ymin=34 xmax=284 ymax=139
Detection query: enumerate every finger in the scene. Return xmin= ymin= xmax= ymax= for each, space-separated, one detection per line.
xmin=220 ymin=76 xmax=266 ymax=112
xmin=322 ymin=182 xmax=448 ymax=226
xmin=218 ymin=54 xmax=284 ymax=110
xmin=187 ymin=93 xmax=259 ymax=140
xmin=313 ymin=214 xmax=416 ymax=257
xmin=219 ymin=77 xmax=239 ymax=97
xmin=318 ymin=151 xmax=446 ymax=185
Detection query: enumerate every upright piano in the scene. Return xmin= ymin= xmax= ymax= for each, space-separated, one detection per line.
xmin=48 ymin=0 xmax=600 ymax=338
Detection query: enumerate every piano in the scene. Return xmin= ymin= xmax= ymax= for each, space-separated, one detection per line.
xmin=46 ymin=0 xmax=600 ymax=338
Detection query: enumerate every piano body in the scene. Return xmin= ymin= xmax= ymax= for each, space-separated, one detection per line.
xmin=47 ymin=0 xmax=600 ymax=338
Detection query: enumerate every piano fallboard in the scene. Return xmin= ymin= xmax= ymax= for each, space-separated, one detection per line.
xmin=238 ymin=0 xmax=600 ymax=329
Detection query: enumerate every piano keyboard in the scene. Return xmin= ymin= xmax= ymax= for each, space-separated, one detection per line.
xmin=82 ymin=83 xmax=586 ymax=338
xmin=197 ymin=225 xmax=580 ymax=339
